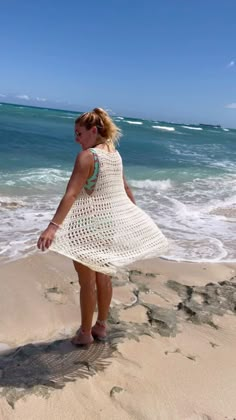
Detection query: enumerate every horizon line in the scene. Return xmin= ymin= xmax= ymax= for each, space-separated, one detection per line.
xmin=0 ymin=101 xmax=232 ymax=129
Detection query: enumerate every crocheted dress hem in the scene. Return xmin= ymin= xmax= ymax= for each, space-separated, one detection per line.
xmin=50 ymin=249 xmax=119 ymax=275
xmin=50 ymin=244 xmax=168 ymax=276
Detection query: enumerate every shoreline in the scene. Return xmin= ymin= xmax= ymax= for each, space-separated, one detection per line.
xmin=0 ymin=252 xmax=236 ymax=418
xmin=2 ymin=249 xmax=236 ymax=270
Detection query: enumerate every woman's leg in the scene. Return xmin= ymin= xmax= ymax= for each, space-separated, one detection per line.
xmin=95 ymin=272 xmax=112 ymax=322
xmin=73 ymin=261 xmax=96 ymax=332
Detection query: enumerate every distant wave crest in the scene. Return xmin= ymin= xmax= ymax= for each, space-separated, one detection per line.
xmin=181 ymin=126 xmax=203 ymax=131
xmin=125 ymin=120 xmax=143 ymax=125
xmin=1 ymin=168 xmax=71 ymax=188
xmin=152 ymin=125 xmax=175 ymax=131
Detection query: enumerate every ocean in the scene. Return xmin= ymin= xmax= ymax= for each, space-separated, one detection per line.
xmin=0 ymin=103 xmax=235 ymax=263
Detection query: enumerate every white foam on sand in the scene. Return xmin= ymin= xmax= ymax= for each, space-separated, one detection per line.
xmin=0 ymin=193 xmax=59 ymax=262
xmin=0 ymin=343 xmax=11 ymax=352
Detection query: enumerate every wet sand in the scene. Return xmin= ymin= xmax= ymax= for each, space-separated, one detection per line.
xmin=0 ymin=252 xmax=236 ymax=419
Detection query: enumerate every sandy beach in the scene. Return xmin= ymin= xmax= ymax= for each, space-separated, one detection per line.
xmin=0 ymin=252 xmax=236 ymax=419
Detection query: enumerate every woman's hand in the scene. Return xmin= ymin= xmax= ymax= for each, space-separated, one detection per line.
xmin=37 ymin=224 xmax=58 ymax=251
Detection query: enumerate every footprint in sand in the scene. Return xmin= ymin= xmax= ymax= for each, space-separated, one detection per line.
xmin=44 ymin=287 xmax=66 ymax=304
xmin=209 ymin=341 xmax=219 ymax=348
xmin=164 ymin=348 xmax=197 ymax=361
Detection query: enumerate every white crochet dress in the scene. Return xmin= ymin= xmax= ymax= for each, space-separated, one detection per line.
xmin=51 ymin=148 xmax=168 ymax=275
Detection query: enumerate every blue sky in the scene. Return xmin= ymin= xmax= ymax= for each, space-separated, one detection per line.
xmin=1 ymin=1 xmax=236 ymax=127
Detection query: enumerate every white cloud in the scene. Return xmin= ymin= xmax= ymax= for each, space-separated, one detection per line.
xmin=0 ymin=93 xmax=6 ymax=97
xmin=36 ymin=97 xmax=47 ymax=102
xmin=225 ymin=103 xmax=236 ymax=109
xmin=227 ymin=60 xmax=235 ymax=68
xmin=16 ymin=94 xmax=30 ymax=100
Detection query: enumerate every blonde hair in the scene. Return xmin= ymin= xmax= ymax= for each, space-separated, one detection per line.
xmin=75 ymin=108 xmax=122 ymax=146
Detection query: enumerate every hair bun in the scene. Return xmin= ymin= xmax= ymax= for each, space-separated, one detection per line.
xmin=76 ymin=107 xmax=122 ymax=145
xmin=93 ymin=108 xmax=108 ymax=118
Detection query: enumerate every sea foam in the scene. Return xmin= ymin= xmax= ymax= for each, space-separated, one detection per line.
xmin=130 ymin=179 xmax=172 ymax=191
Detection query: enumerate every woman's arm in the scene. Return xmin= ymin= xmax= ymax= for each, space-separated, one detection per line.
xmin=123 ymin=173 xmax=136 ymax=204
xmin=50 ymin=151 xmax=93 ymax=225
xmin=37 ymin=150 xmax=93 ymax=251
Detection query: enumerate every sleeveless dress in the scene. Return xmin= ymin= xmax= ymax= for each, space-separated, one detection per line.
xmin=50 ymin=148 xmax=168 ymax=275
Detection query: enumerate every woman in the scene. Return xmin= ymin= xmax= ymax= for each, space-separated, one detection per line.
xmin=37 ymin=108 xmax=168 ymax=345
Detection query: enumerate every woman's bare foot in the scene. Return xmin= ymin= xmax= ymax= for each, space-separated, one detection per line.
xmin=92 ymin=321 xmax=107 ymax=340
xmin=71 ymin=328 xmax=94 ymax=346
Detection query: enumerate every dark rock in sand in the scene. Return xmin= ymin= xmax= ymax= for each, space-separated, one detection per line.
xmin=144 ymin=304 xmax=177 ymax=337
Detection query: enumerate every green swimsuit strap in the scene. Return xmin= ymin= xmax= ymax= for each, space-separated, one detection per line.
xmin=84 ymin=148 xmax=100 ymax=193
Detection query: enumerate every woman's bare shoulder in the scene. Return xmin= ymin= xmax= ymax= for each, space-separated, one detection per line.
xmin=76 ymin=149 xmax=94 ymax=162
xmin=74 ymin=150 xmax=94 ymax=171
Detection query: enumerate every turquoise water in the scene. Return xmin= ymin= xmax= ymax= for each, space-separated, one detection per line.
xmin=0 ymin=103 xmax=236 ymax=262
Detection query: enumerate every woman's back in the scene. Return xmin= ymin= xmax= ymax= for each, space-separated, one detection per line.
xmin=82 ymin=148 xmax=125 ymax=200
